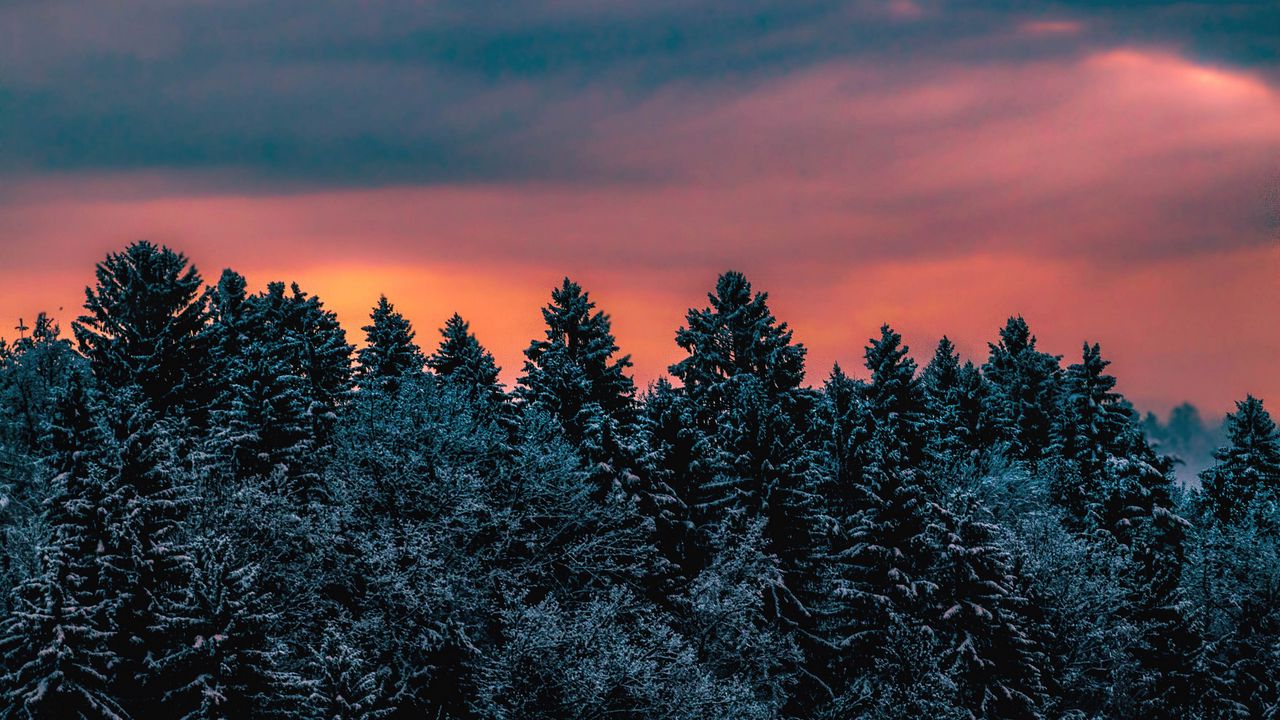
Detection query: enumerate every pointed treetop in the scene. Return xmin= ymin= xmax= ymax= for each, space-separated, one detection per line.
xmin=428 ymin=312 xmax=502 ymax=392
xmin=357 ymin=295 xmax=425 ymax=381
xmin=73 ymin=240 xmax=209 ymax=416
xmin=671 ymin=270 xmax=806 ymax=398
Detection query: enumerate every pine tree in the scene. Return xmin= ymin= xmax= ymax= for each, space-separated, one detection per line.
xmin=304 ymin=629 xmax=391 ymax=720
xmin=933 ymin=497 xmax=1049 ymax=719
xmin=517 ymin=278 xmax=636 ymax=460
xmin=1051 ymin=342 xmax=1135 ymax=526
xmin=667 ymin=272 xmax=820 ymax=633
xmin=671 ymin=270 xmax=805 ymax=409
xmin=356 ymin=296 xmax=425 ymax=386
xmin=73 ymin=241 xmax=210 ymax=420
xmin=99 ymin=398 xmax=197 ymax=709
xmin=427 ymin=313 xmax=507 ymax=411
xmin=921 ymin=337 xmax=988 ymax=469
xmin=0 ymin=374 xmax=124 ymax=719
xmin=982 ymin=317 xmax=1061 ymax=464
xmin=1199 ymin=396 xmax=1280 ymax=524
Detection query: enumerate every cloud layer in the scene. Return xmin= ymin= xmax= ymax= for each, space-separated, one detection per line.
xmin=1 ymin=1 xmax=1277 ymax=415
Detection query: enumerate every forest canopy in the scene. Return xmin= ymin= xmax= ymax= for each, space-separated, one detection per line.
xmin=0 ymin=241 xmax=1276 ymax=719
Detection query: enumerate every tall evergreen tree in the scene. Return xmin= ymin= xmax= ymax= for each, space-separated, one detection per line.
xmin=982 ymin=317 xmax=1061 ymax=464
xmin=666 ymin=272 xmax=820 ymax=626
xmin=99 ymin=399 xmax=197 ymax=709
xmin=73 ymin=241 xmax=210 ymax=420
xmin=204 ymin=276 xmax=313 ymax=491
xmin=1051 ymin=342 xmax=1136 ymax=526
xmin=0 ymin=374 xmax=123 ymax=719
xmin=821 ymin=329 xmax=943 ymax=703
xmin=933 ymin=498 xmax=1049 ymax=719
xmin=427 ymin=313 xmax=506 ymax=410
xmin=671 ymin=270 xmax=805 ymax=409
xmin=1199 ymin=396 xmax=1280 ymax=524
xmin=356 ymin=296 xmax=425 ymax=386
xmin=518 ymin=278 xmax=635 ymax=461
xmin=863 ymin=325 xmax=927 ymax=469
xmin=921 ymin=337 xmax=988 ymax=469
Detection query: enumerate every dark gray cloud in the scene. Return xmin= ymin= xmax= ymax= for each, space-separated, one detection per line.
xmin=0 ymin=0 xmax=1276 ymax=188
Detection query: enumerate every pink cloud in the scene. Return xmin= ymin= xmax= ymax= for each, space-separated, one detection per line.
xmin=1 ymin=47 xmax=1277 ymax=413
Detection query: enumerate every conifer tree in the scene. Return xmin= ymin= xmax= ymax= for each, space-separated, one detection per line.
xmin=982 ymin=317 xmax=1061 ymax=464
xmin=0 ymin=313 xmax=83 ymax=456
xmin=671 ymin=270 xmax=805 ymax=409
xmin=205 ymin=279 xmax=313 ymax=490
xmin=151 ymin=536 xmax=297 ymax=719
xmin=667 ymin=272 xmax=820 ymax=627
xmin=304 ymin=629 xmax=391 ymax=720
xmin=1199 ymin=396 xmax=1280 ymax=524
xmin=1051 ymin=342 xmax=1136 ymax=525
xmin=99 ymin=398 xmax=197 ymax=708
xmin=863 ymin=325 xmax=928 ymax=469
xmin=933 ymin=498 xmax=1049 ymax=719
xmin=518 ymin=278 xmax=635 ymax=460
xmin=356 ymin=296 xmax=425 ymax=385
xmin=921 ymin=337 xmax=988 ymax=469
xmin=74 ymin=241 xmax=210 ymax=420
xmin=822 ymin=331 xmax=941 ymax=698
xmin=0 ymin=374 xmax=123 ymax=719
xmin=241 ymin=282 xmax=354 ymax=499
xmin=427 ymin=313 xmax=507 ymax=410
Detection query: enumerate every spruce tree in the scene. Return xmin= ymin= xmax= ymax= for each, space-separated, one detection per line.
xmin=73 ymin=241 xmax=210 ymax=420
xmin=241 ymin=282 xmax=354 ymax=500
xmin=821 ymin=330 xmax=942 ymax=700
xmin=982 ymin=317 xmax=1062 ymax=464
xmin=667 ymin=272 xmax=820 ymax=630
xmin=427 ymin=313 xmax=507 ymax=411
xmin=1051 ymin=342 xmax=1135 ymax=526
xmin=356 ymin=296 xmax=425 ymax=386
xmin=670 ymin=270 xmax=805 ymax=409
xmin=151 ymin=536 xmax=297 ymax=719
xmin=1199 ymin=396 xmax=1280 ymax=524
xmin=206 ymin=283 xmax=313 ymax=491
xmin=0 ymin=374 xmax=124 ymax=719
xmin=933 ymin=498 xmax=1049 ymax=719
xmin=921 ymin=337 xmax=988 ymax=469
xmin=518 ymin=278 xmax=636 ymax=461
xmin=304 ymin=629 xmax=391 ymax=720
xmin=863 ymin=325 xmax=927 ymax=470
xmin=99 ymin=398 xmax=197 ymax=709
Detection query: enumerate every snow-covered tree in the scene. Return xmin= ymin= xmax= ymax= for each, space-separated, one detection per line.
xmin=667 ymin=271 xmax=821 ymax=628
xmin=982 ymin=317 xmax=1061 ymax=464
xmin=517 ymin=278 xmax=636 ymax=461
xmin=1199 ymin=395 xmax=1280 ymax=525
xmin=356 ymin=296 xmax=425 ymax=386
xmin=427 ymin=313 xmax=508 ymax=413
xmin=1051 ymin=342 xmax=1136 ymax=526
xmin=921 ymin=337 xmax=988 ymax=471
xmin=304 ymin=628 xmax=390 ymax=720
xmin=74 ymin=241 xmax=210 ymax=420
xmin=0 ymin=374 xmax=123 ymax=719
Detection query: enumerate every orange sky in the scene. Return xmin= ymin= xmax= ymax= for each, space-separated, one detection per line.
xmin=2 ymin=47 xmax=1278 ymax=417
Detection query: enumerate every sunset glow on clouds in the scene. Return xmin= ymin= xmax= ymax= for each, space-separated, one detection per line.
xmin=1 ymin=1 xmax=1277 ymax=415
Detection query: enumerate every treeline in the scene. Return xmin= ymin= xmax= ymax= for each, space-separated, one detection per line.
xmin=0 ymin=241 xmax=1276 ymax=719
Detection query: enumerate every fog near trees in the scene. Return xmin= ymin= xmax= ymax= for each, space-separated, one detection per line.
xmin=0 ymin=242 xmax=1276 ymax=719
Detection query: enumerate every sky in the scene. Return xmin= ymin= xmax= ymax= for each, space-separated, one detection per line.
xmin=1 ymin=1 xmax=1277 ymax=417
